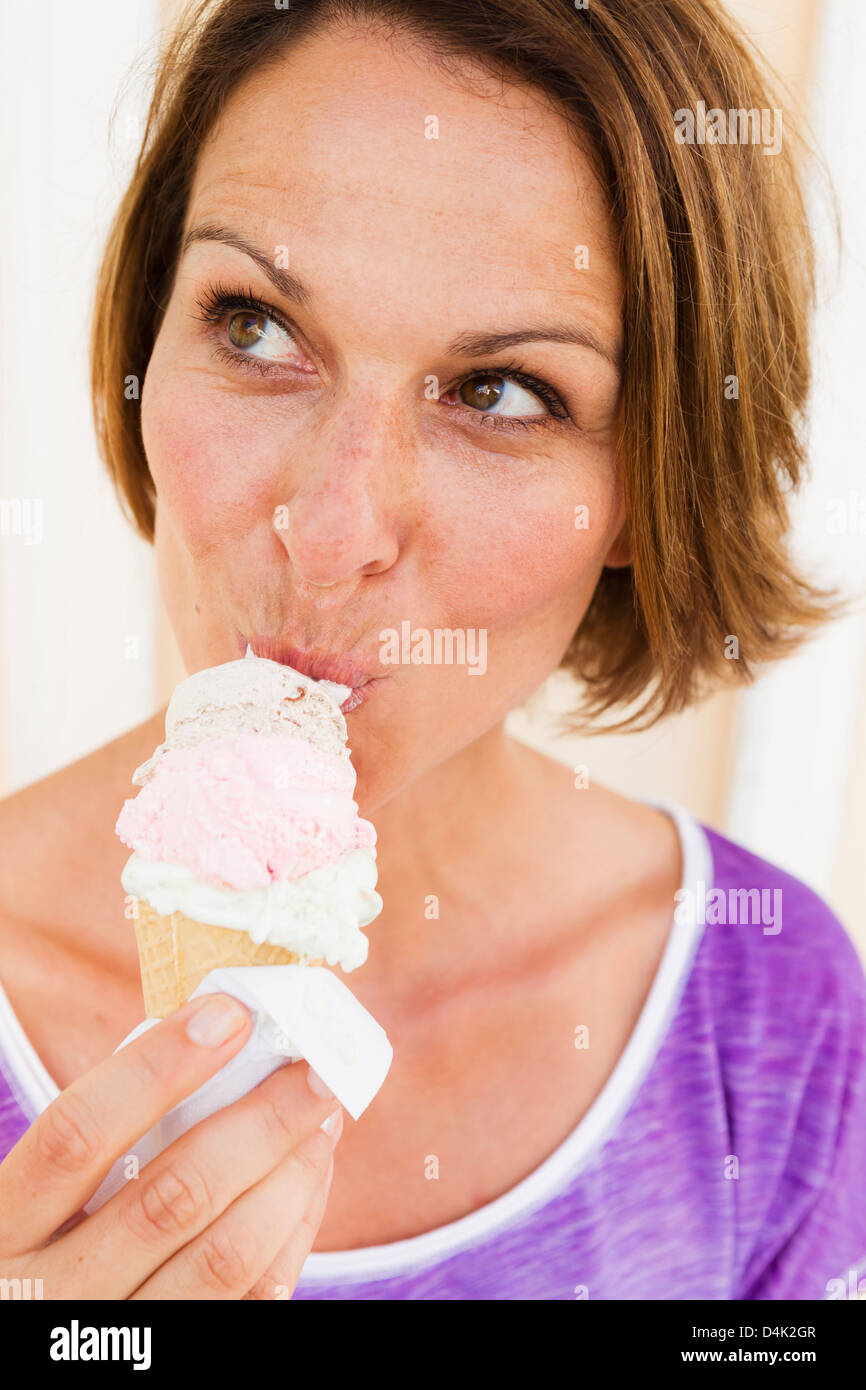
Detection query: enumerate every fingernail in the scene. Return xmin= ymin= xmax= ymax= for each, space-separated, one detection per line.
xmin=185 ymin=995 xmax=249 ymax=1048
xmin=321 ymin=1108 xmax=343 ymax=1138
xmin=306 ymin=1065 xmax=335 ymax=1099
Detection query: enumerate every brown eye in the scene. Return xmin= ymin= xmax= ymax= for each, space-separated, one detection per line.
xmin=224 ymin=309 xmax=296 ymax=362
xmin=456 ymin=372 xmax=549 ymax=418
xmin=227 ymin=311 xmax=268 ymax=350
xmin=459 ymin=375 xmax=506 ymax=411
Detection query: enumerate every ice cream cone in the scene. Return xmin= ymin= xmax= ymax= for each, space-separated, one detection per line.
xmin=118 ymin=654 xmax=380 ymax=1008
xmin=132 ymin=897 xmax=324 ymax=1019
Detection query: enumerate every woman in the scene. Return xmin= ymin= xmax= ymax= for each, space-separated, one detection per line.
xmin=0 ymin=0 xmax=863 ymax=1301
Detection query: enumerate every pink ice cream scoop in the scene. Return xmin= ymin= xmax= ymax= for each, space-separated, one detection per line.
xmin=116 ymin=731 xmax=376 ymax=892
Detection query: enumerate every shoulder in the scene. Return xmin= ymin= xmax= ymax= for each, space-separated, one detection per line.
xmin=692 ymin=825 xmax=866 ymax=1297
xmin=689 ymin=822 xmax=866 ymax=1168
xmin=695 ymin=821 xmax=866 ymax=1014
xmin=0 ymin=711 xmax=165 ymax=925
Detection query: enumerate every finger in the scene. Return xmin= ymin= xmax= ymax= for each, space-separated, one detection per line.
xmin=51 ymin=1066 xmax=342 ymax=1298
xmin=0 ymin=993 xmax=253 ymax=1251
xmin=245 ymin=1123 xmax=339 ymax=1300
xmin=129 ymin=1110 xmax=341 ymax=1300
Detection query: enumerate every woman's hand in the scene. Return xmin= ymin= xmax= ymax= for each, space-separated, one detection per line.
xmin=0 ymin=992 xmax=343 ymax=1299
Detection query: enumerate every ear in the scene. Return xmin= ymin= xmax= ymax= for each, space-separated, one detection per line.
xmin=603 ymin=517 xmax=631 ymax=569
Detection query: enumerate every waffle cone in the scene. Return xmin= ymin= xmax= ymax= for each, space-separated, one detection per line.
xmin=132 ymin=898 xmax=324 ymax=1019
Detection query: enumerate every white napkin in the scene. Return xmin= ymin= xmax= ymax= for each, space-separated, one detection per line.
xmin=84 ymin=965 xmax=392 ymax=1214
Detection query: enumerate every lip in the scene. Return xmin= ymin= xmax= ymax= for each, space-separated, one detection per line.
xmin=339 ymin=679 xmax=382 ymax=713
xmin=236 ymin=631 xmax=385 ymax=709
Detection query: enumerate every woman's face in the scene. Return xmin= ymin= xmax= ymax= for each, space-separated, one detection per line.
xmin=141 ymin=24 xmax=627 ymax=810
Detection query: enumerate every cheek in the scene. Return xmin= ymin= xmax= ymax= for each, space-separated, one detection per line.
xmin=422 ymin=446 xmax=621 ymax=636
xmin=141 ymin=347 xmax=280 ymax=554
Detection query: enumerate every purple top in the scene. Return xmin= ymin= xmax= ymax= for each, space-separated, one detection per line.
xmin=2 ymin=808 xmax=865 ymax=1300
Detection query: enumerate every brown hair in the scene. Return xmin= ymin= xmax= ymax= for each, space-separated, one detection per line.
xmin=91 ymin=0 xmax=838 ymax=729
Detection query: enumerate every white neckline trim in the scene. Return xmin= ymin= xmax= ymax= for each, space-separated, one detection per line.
xmin=0 ymin=800 xmax=712 ymax=1284
xmin=0 ymin=971 xmax=59 ymax=1118
xmin=300 ymin=799 xmax=712 ymax=1282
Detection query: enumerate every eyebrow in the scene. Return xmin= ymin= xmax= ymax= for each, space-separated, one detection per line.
xmin=181 ymin=222 xmax=313 ymax=308
xmin=181 ymin=221 xmax=621 ymax=369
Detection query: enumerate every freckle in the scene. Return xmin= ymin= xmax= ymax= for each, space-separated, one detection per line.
xmin=194 ymin=604 xmax=200 ymax=614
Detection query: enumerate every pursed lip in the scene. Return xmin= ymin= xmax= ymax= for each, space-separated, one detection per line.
xmin=235 ymin=630 xmax=384 ymax=696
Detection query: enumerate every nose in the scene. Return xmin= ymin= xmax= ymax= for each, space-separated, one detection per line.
xmin=272 ymin=401 xmax=404 ymax=588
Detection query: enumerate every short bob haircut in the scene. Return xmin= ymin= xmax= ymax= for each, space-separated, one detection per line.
xmin=91 ymin=0 xmax=837 ymax=730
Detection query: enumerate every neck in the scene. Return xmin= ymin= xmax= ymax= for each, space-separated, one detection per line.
xmin=357 ymin=721 xmax=547 ymax=995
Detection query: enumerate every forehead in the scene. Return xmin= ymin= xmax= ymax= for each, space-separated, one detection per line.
xmin=185 ymin=25 xmax=621 ymax=333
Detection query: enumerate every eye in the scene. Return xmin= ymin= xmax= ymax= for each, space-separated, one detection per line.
xmin=192 ymin=282 xmax=302 ymax=375
xmin=441 ymin=364 xmax=569 ymax=432
xmin=455 ymin=374 xmax=545 ymax=417
xmin=225 ymin=309 xmax=294 ymax=361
